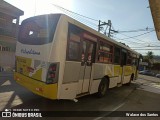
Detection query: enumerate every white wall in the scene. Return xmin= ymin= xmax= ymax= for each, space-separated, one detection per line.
xmin=0 ymin=51 xmax=15 ymax=71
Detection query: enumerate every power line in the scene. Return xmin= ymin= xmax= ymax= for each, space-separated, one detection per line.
xmin=133 ymin=49 xmax=160 ymax=50
xmin=51 ymin=3 xmax=156 ymax=39
xmin=111 ymin=26 xmax=153 ymax=45
xmin=61 ymin=8 xmax=98 ymax=28
xmin=116 ymin=31 xmax=159 ymax=47
xmin=50 ymin=2 xmax=157 ymax=48
xmin=113 ymin=33 xmax=149 ymax=45
xmin=117 ymin=28 xmax=154 ymax=33
xmin=119 ymin=30 xmax=155 ymax=40
xmin=113 ymin=36 xmax=144 ymax=45
xmin=50 ymin=3 xmax=98 ymax=31
xmin=131 ymin=46 xmax=160 ymax=48
xmin=51 ymin=3 xmax=99 ymax=22
xmin=117 ymin=33 xmax=148 ymax=44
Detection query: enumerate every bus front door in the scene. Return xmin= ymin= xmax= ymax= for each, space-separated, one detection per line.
xmin=77 ymin=39 xmax=96 ymax=94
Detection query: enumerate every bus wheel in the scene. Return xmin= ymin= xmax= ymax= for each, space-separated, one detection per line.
xmin=126 ymin=74 xmax=134 ymax=86
xmin=97 ymin=78 xmax=109 ymax=98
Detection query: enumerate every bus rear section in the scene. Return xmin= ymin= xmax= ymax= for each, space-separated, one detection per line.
xmin=14 ymin=14 xmax=60 ymax=99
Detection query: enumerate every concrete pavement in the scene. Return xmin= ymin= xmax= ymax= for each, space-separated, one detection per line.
xmin=0 ymin=72 xmax=160 ymax=120
xmin=0 ymin=71 xmax=13 ymax=77
xmin=138 ymin=74 xmax=160 ymax=83
xmin=133 ymin=74 xmax=160 ymax=94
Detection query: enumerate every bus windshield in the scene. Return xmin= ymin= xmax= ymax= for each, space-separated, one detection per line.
xmin=19 ymin=14 xmax=60 ymax=45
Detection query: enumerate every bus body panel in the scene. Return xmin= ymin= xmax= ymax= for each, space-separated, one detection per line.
xmin=16 ymin=42 xmax=52 ymax=61
xmin=14 ymin=72 xmax=58 ymax=99
xmin=15 ymin=14 xmax=61 ymax=99
xmin=91 ymin=63 xmax=121 ymax=89
xmin=15 ymin=41 xmax=57 ymax=82
xmin=49 ymin=15 xmax=72 ymax=99
xmin=122 ymin=66 xmax=134 ymax=84
xmin=59 ymin=82 xmax=78 ymax=99
xmin=59 ymin=61 xmax=81 ymax=99
xmin=89 ymin=79 xmax=101 ymax=94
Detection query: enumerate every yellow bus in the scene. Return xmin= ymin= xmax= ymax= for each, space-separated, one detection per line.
xmin=14 ymin=14 xmax=140 ymax=101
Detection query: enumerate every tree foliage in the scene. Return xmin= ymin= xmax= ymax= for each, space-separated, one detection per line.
xmin=143 ymin=51 xmax=154 ymax=69
xmin=146 ymin=51 xmax=153 ymax=60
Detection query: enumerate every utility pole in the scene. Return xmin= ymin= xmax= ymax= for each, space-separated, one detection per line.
xmin=98 ymin=20 xmax=108 ymax=32
xmin=98 ymin=20 xmax=101 ymax=32
xmin=108 ymin=20 xmax=111 ymax=37
xmin=98 ymin=20 xmax=113 ymax=37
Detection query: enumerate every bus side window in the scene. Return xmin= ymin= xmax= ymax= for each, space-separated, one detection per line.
xmin=68 ymin=32 xmax=81 ymax=61
xmin=127 ymin=52 xmax=132 ymax=65
xmin=98 ymin=41 xmax=113 ymax=63
xmin=121 ymin=49 xmax=127 ymax=66
xmin=98 ymin=41 xmax=104 ymax=62
xmin=114 ymin=47 xmax=121 ymax=64
xmin=132 ymin=58 xmax=136 ymax=65
xmin=68 ymin=41 xmax=80 ymax=60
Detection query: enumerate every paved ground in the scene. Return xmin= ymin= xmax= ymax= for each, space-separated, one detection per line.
xmin=0 ymin=72 xmax=160 ymax=120
xmin=135 ymin=74 xmax=160 ymax=94
xmin=138 ymin=74 xmax=160 ymax=83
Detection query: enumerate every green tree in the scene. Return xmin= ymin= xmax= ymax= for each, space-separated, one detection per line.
xmin=146 ymin=51 xmax=153 ymax=60
xmin=143 ymin=51 xmax=154 ymax=69
xmin=139 ymin=54 xmax=143 ymax=61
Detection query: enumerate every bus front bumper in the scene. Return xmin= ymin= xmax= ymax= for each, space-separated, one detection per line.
xmin=14 ymin=72 xmax=58 ymax=100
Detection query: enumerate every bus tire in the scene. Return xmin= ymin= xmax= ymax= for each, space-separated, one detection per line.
xmin=126 ymin=74 xmax=134 ymax=86
xmin=97 ymin=77 xmax=109 ymax=98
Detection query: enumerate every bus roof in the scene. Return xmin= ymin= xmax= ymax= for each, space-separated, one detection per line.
xmin=24 ymin=13 xmax=140 ymax=56
xmin=59 ymin=14 xmax=140 ymax=56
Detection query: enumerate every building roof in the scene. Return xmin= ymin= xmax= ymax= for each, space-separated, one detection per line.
xmin=149 ymin=0 xmax=160 ymax=40
xmin=0 ymin=0 xmax=24 ymax=18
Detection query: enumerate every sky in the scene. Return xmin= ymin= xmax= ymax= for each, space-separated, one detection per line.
xmin=5 ymin=0 xmax=160 ymax=56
